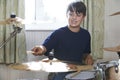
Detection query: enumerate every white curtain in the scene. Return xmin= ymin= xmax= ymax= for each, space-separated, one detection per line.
xmin=83 ymin=0 xmax=105 ymax=59
xmin=0 ymin=0 xmax=27 ymax=64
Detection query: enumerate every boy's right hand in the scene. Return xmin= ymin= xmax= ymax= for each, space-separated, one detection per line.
xmin=31 ymin=46 xmax=46 ymax=56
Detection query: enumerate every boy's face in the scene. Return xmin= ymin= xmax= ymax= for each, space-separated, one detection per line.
xmin=67 ymin=11 xmax=85 ymax=28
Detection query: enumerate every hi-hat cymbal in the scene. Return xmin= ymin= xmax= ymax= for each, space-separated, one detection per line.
xmin=110 ymin=11 xmax=120 ymax=16
xmin=8 ymin=58 xmax=93 ymax=72
xmin=103 ymin=45 xmax=120 ymax=52
xmin=8 ymin=59 xmax=76 ymax=72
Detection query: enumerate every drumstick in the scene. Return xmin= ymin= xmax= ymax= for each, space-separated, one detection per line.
xmin=27 ymin=51 xmax=35 ymax=54
xmin=76 ymin=65 xmax=93 ymax=71
xmin=70 ymin=65 xmax=93 ymax=78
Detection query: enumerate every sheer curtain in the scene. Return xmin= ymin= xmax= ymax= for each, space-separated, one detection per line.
xmin=83 ymin=0 xmax=105 ymax=59
xmin=0 ymin=0 xmax=27 ymax=64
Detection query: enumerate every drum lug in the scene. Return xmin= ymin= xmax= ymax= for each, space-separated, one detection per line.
xmin=114 ymin=65 xmax=119 ymax=73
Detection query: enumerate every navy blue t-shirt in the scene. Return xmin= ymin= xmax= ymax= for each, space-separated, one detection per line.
xmin=43 ymin=26 xmax=91 ymax=63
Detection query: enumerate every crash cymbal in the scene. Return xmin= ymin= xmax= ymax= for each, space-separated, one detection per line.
xmin=110 ymin=11 xmax=120 ymax=16
xmin=0 ymin=17 xmax=26 ymax=25
xmin=103 ymin=45 xmax=120 ymax=52
xmin=0 ymin=20 xmax=24 ymax=27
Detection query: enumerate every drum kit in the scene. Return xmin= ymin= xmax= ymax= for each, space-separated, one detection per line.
xmin=8 ymin=48 xmax=120 ymax=80
xmin=14 ymin=46 xmax=120 ymax=80
xmin=1 ymin=14 xmax=120 ymax=80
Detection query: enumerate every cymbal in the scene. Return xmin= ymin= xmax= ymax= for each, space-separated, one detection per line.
xmin=0 ymin=20 xmax=24 ymax=27
xmin=8 ymin=61 xmax=42 ymax=71
xmin=0 ymin=21 xmax=8 ymax=25
xmin=8 ymin=63 xmax=30 ymax=71
xmin=8 ymin=59 xmax=75 ymax=72
xmin=110 ymin=11 xmax=120 ymax=16
xmin=0 ymin=17 xmax=26 ymax=25
xmin=8 ymin=58 xmax=93 ymax=72
xmin=103 ymin=45 xmax=120 ymax=52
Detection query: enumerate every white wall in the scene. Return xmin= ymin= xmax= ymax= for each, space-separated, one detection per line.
xmin=103 ymin=0 xmax=120 ymax=61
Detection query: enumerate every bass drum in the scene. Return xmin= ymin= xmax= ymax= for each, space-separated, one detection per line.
xmin=65 ymin=70 xmax=97 ymax=80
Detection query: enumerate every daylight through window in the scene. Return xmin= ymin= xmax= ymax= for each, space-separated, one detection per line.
xmin=25 ymin=0 xmax=80 ymax=30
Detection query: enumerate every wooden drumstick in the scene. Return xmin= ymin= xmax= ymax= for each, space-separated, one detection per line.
xmin=103 ymin=45 xmax=120 ymax=52
xmin=27 ymin=51 xmax=36 ymax=54
xmin=70 ymin=65 xmax=93 ymax=78
xmin=110 ymin=11 xmax=120 ymax=16
xmin=76 ymin=65 xmax=93 ymax=71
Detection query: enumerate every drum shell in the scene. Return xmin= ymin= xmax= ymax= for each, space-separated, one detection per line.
xmin=105 ymin=65 xmax=120 ymax=80
xmin=97 ymin=60 xmax=120 ymax=80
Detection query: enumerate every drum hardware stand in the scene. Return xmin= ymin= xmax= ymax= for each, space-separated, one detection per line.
xmin=0 ymin=26 xmax=22 ymax=48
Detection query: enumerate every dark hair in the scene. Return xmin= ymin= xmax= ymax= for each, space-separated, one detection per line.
xmin=66 ymin=1 xmax=86 ymax=16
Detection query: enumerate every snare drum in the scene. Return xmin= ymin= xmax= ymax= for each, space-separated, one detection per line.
xmin=65 ymin=71 xmax=96 ymax=80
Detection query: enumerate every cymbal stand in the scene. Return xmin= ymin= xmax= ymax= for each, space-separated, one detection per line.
xmin=48 ymin=52 xmax=54 ymax=65
xmin=0 ymin=26 xmax=22 ymax=48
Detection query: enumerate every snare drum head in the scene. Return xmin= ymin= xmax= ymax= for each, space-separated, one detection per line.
xmin=65 ymin=71 xmax=95 ymax=79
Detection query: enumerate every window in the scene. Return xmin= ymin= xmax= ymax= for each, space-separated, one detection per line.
xmin=25 ymin=0 xmax=77 ymax=30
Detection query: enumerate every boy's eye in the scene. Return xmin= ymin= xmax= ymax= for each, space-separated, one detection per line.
xmin=69 ymin=13 xmax=73 ymax=16
xmin=77 ymin=14 xmax=82 ymax=17
xmin=68 ymin=12 xmax=83 ymax=17
xmin=76 ymin=12 xmax=83 ymax=16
